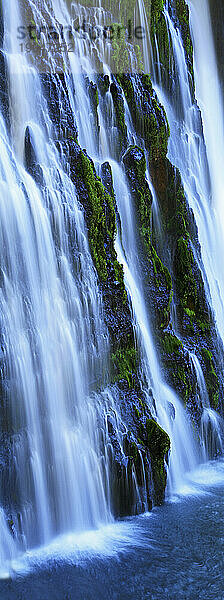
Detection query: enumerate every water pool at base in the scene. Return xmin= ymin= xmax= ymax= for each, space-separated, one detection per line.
xmin=1 ymin=461 xmax=224 ymax=600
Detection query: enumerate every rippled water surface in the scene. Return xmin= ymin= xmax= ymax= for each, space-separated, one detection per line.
xmin=1 ymin=461 xmax=224 ymax=600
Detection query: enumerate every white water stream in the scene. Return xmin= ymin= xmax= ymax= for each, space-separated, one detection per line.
xmin=138 ymin=0 xmax=224 ymax=457
xmin=0 ymin=0 xmax=222 ymax=577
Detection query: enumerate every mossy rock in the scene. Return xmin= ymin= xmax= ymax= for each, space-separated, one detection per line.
xmin=162 ymin=332 xmax=183 ymax=355
xmin=150 ymin=0 xmax=194 ymax=91
xmin=201 ymin=349 xmax=220 ymax=411
xmin=173 ymin=0 xmax=194 ymax=80
xmin=123 ymin=144 xmax=173 ymax=332
xmin=55 ymin=136 xmax=138 ymax=392
xmin=41 ymin=73 xmax=78 ymax=141
xmin=97 ymin=74 xmax=110 ymax=96
xmin=108 ymin=384 xmax=171 ymax=511
xmin=118 ymin=74 xmax=169 ymax=162
xmin=111 ymin=343 xmax=137 ymax=388
xmin=110 ymin=79 xmax=127 ymax=155
xmin=145 ymin=418 xmax=170 ymax=505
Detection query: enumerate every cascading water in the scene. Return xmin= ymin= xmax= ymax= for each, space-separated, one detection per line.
xmin=111 ymin=160 xmax=199 ymax=496
xmin=143 ymin=1 xmax=224 ymax=453
xmin=135 ymin=0 xmax=151 ymax=74
xmin=58 ymin=0 xmax=201 ymax=496
xmin=187 ymin=0 xmax=224 ymax=344
xmin=0 ymin=0 xmax=222 ymax=579
xmin=190 ymin=353 xmax=223 ymax=459
xmin=0 ymin=0 xmax=114 ymax=574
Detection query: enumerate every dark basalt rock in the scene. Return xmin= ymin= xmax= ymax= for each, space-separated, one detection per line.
xmin=150 ymin=147 xmax=223 ymax=415
xmin=40 ymin=73 xmax=78 ymax=141
xmin=144 ymin=419 xmax=170 ymax=505
xmin=0 ymin=4 xmax=9 ymax=127
xmin=123 ymin=144 xmax=172 ymax=335
xmin=0 ymin=50 xmax=8 ymax=125
xmin=119 ymin=74 xmax=169 ymax=162
xmin=123 ymin=145 xmax=146 ymax=180
xmin=23 ymin=73 xmax=170 ymax=512
xmin=108 ymin=382 xmax=170 ymax=514
xmin=86 ymin=78 xmax=100 ymax=151
xmin=110 ymin=79 xmax=127 ymax=156
xmin=100 ymin=161 xmax=115 ymax=199
xmin=97 ymin=74 xmax=110 ymax=96
xmin=24 ymin=126 xmax=44 ymax=187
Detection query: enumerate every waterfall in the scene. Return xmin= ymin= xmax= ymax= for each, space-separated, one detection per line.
xmin=0 ymin=0 xmax=222 ymax=576
xmin=136 ymin=0 xmax=151 ymax=74
xmin=143 ymin=2 xmax=224 ymax=452
xmin=0 ymin=509 xmax=17 ymax=578
xmin=187 ymin=0 xmax=224 ymax=345
xmin=190 ymin=353 xmax=223 ymax=459
xmin=111 ymin=161 xmax=199 ymax=495
xmin=61 ymin=0 xmax=200 ymax=496
xmin=0 ymin=0 xmax=113 ymax=572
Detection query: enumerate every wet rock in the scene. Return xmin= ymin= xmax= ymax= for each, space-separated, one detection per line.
xmin=40 ymin=73 xmax=77 ymax=141
xmin=110 ymin=79 xmax=127 ymax=156
xmin=97 ymin=74 xmax=110 ymax=96
xmin=24 ymin=126 xmax=44 ymax=187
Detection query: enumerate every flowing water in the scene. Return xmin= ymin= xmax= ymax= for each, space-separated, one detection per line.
xmin=0 ymin=0 xmax=113 ymax=575
xmin=147 ymin=2 xmax=224 ymax=454
xmin=112 ymin=161 xmax=199 ymax=496
xmin=155 ymin=3 xmax=224 ymax=349
xmin=190 ymin=352 xmax=223 ymax=459
xmin=1 ymin=460 xmax=224 ymax=598
xmin=0 ymin=0 xmax=223 ymax=591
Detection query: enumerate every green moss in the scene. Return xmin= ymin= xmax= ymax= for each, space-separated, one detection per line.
xmin=146 ymin=419 xmax=170 ymax=455
xmin=149 ymin=0 xmax=194 ymax=91
xmin=79 ymin=153 xmax=109 ymax=281
xmin=75 ymin=150 xmax=126 ymax=300
xmin=175 ymin=236 xmax=197 ymax=311
xmin=173 ymin=228 xmax=212 ymax=335
xmin=150 ymin=0 xmax=164 ymax=38
xmin=197 ymin=320 xmax=211 ymax=333
xmin=114 ymin=260 xmax=128 ymax=304
xmin=134 ymin=44 xmax=144 ymax=72
xmin=129 ymin=440 xmax=139 ymax=462
xmin=212 ymin=391 xmax=219 ymax=411
xmin=174 ymin=364 xmax=192 ymax=403
xmin=174 ymin=0 xmax=194 ymax=79
xmin=109 ymin=23 xmax=144 ymax=74
xmin=133 ymin=404 xmax=141 ymax=420
xmin=110 ymin=81 xmax=127 ymax=148
xmin=118 ymin=75 xmax=169 ymax=162
xmin=111 ymin=343 xmax=137 ymax=387
xmin=123 ymin=145 xmax=173 ymax=331
xmin=201 ymin=349 xmax=220 ymax=410
xmin=150 ymin=4 xmax=170 ymax=81
xmin=162 ymin=332 xmax=183 ymax=355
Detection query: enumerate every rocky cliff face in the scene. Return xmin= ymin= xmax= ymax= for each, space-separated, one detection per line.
xmin=30 ymin=0 xmax=223 ymax=513
xmin=2 ymin=0 xmax=223 ymax=521
xmin=22 ymin=68 xmax=171 ymax=516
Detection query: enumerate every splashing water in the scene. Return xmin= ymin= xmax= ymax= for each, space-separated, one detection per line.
xmin=0 ymin=0 xmax=222 ymax=576
xmin=143 ymin=1 xmax=224 ymax=457
xmin=0 ymin=0 xmax=113 ymax=572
